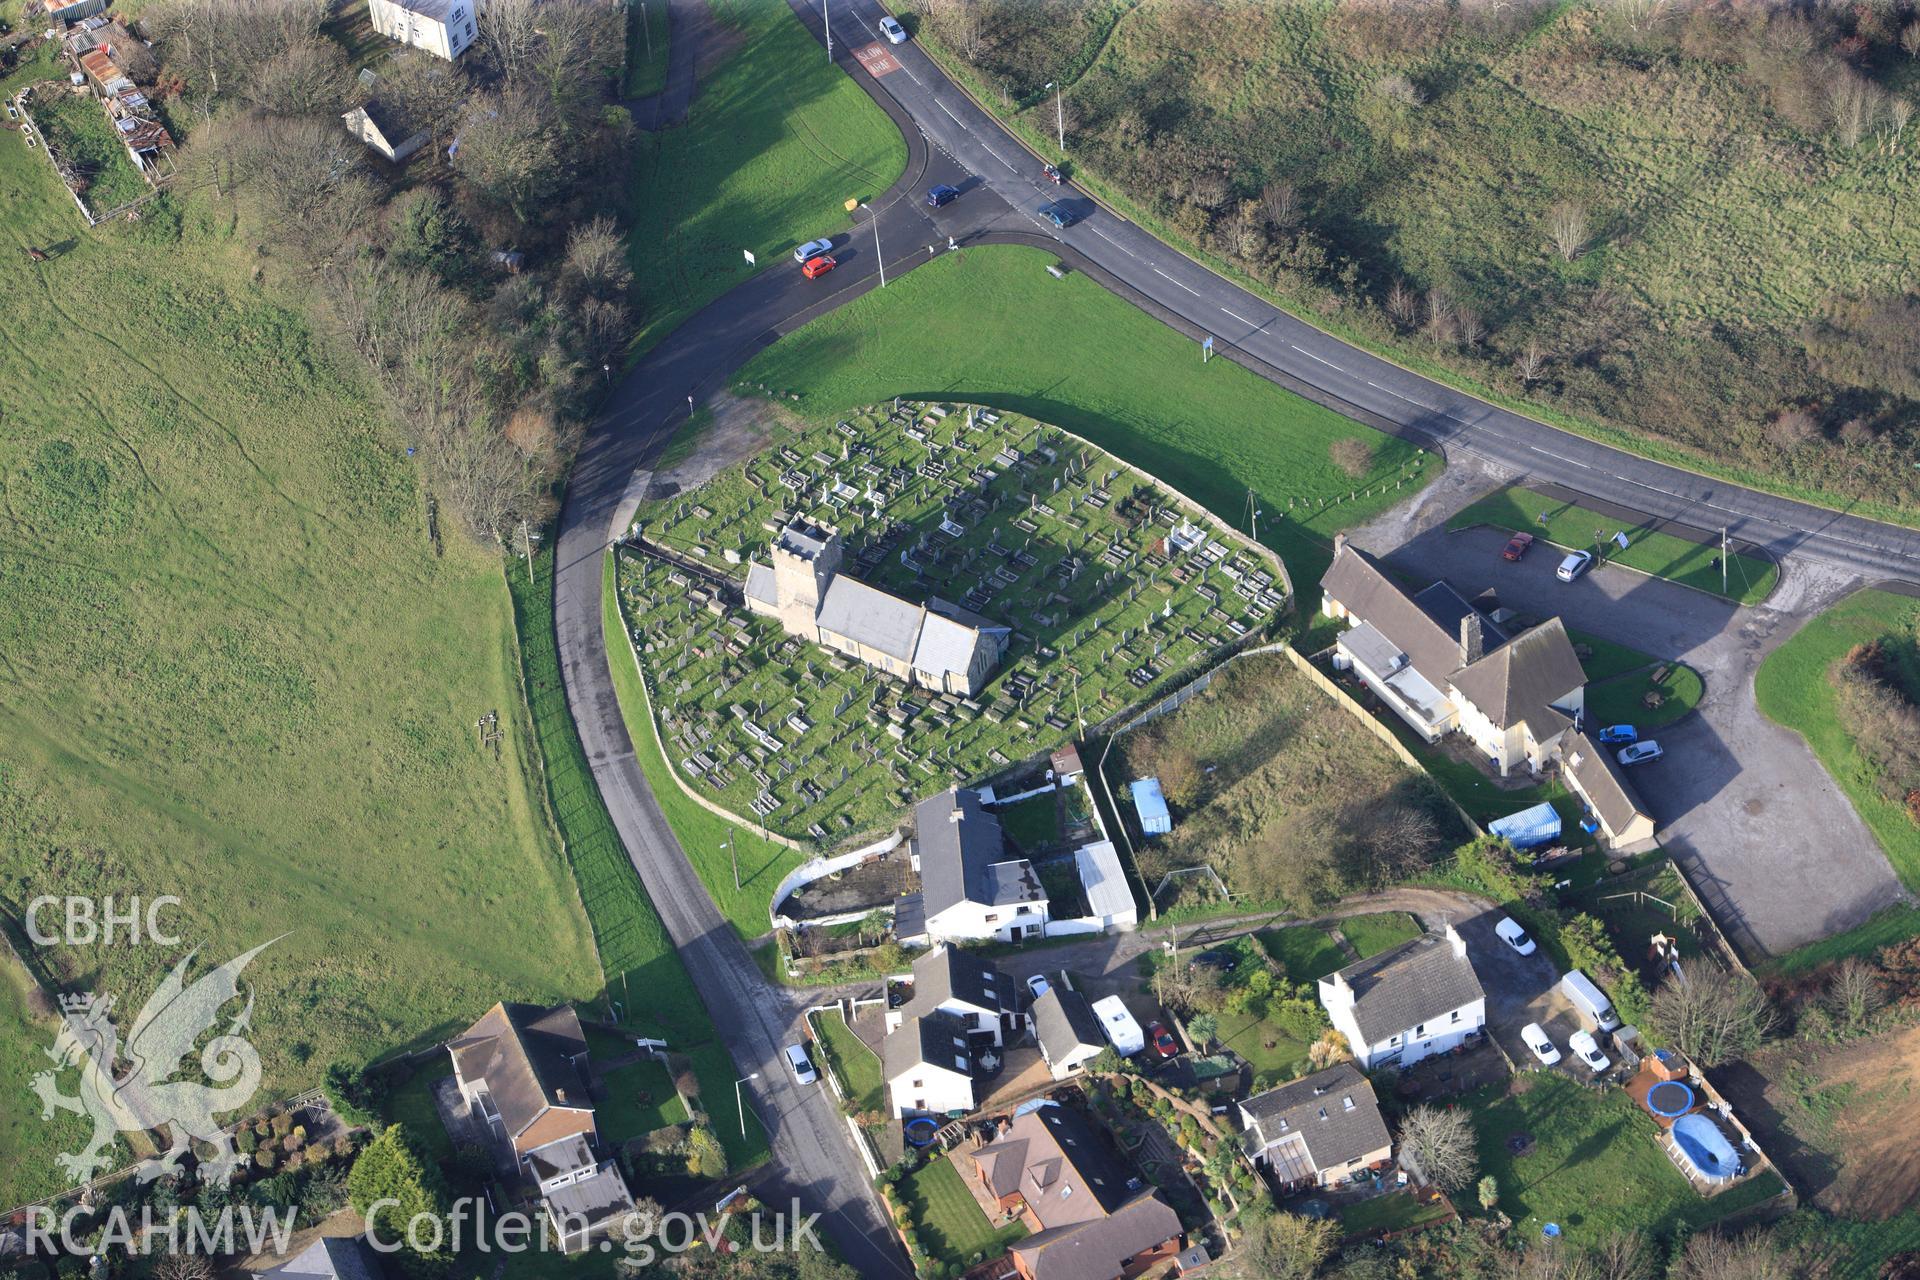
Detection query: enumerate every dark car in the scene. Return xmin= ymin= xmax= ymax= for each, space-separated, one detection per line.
xmin=1147 ymin=1021 xmax=1179 ymax=1059
xmin=1042 ymin=203 xmax=1074 ymax=229
xmin=1192 ymin=949 xmax=1237 ymax=973
xmin=926 ymin=184 xmax=959 ymax=208
xmin=1501 ymin=531 xmax=1535 ymax=561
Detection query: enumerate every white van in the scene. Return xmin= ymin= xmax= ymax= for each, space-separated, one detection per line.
xmin=1091 ymin=995 xmax=1145 ymax=1056
xmin=1560 ymin=969 xmax=1621 ymax=1032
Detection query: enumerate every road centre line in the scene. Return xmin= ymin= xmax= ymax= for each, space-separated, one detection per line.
xmin=1289 ymin=343 xmax=1345 ymax=372
xmin=1089 ymin=224 xmax=1136 ymax=256
xmin=1153 ymin=267 xmax=1199 ymax=296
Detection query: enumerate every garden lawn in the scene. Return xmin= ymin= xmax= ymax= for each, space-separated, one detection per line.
xmin=1259 ymin=925 xmax=1349 ymax=983
xmin=626 ymin=0 xmax=906 ymax=351
xmin=1338 ymin=1190 xmax=1453 ymax=1237
xmin=597 ymin=1058 xmax=687 ymax=1143
xmin=1585 ymin=662 xmax=1704 ymax=732
xmin=901 ymin=1153 xmax=1028 ymax=1269
xmin=997 ymin=793 xmax=1061 ymax=855
xmin=0 ymin=132 xmax=599 ymax=1197
xmin=1448 ymin=486 xmax=1776 ymax=606
xmin=28 ymin=90 xmax=151 ymax=214
xmin=1471 ymin=1074 xmax=1784 ymax=1243
xmin=1756 ymin=588 xmax=1920 ymax=970
xmin=1567 ymin=630 xmax=1655 ymax=685
xmin=381 ymin=1069 xmax=457 ymax=1169
xmin=1338 ymin=911 xmax=1422 ymax=958
xmin=624 ymin=0 xmax=669 ymax=98
xmin=735 ymin=245 xmax=1438 ymax=595
xmin=810 ymin=1009 xmax=883 ymax=1114
xmin=1214 ymin=995 xmax=1329 ymax=1089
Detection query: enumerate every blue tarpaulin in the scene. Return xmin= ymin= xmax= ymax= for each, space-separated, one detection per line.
xmin=1489 ymin=802 xmax=1562 ymax=850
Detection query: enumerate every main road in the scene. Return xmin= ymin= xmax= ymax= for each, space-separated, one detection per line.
xmin=553 ymin=0 xmax=1920 ymax=1271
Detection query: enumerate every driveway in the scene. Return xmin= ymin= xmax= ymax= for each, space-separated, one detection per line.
xmin=1363 ymin=520 xmax=1908 ymax=959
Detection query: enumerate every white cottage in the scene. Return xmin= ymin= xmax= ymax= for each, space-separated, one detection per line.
xmin=1318 ymin=925 xmax=1486 ymax=1069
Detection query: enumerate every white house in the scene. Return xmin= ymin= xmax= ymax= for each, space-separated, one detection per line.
xmin=1030 ymin=987 xmax=1107 ymax=1080
xmin=912 ymin=788 xmax=1050 ymax=943
xmin=1238 ymin=1062 xmax=1393 ymax=1190
xmin=367 ymin=0 xmax=477 ymax=61
xmin=1321 ymin=539 xmax=1586 ymax=778
xmin=1318 ymin=925 xmax=1486 ymax=1069
xmin=882 ymin=1010 xmax=976 ymax=1119
xmin=886 ymin=945 xmax=1018 ymax=1046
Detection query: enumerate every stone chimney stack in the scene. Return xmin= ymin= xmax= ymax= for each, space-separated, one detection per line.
xmin=1333 ymin=532 xmax=1349 ymax=558
xmin=1460 ymin=612 xmax=1486 ymax=665
xmin=1443 ymin=921 xmax=1467 ymax=959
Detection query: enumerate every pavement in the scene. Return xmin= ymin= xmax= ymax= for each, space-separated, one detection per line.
xmin=1367 ymin=521 xmax=1909 ymax=958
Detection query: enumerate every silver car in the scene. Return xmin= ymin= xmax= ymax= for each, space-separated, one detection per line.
xmin=792 ymin=238 xmax=834 ymax=264
xmin=879 ymin=15 xmax=907 ymax=43
xmin=784 ymin=1042 xmax=818 ymax=1084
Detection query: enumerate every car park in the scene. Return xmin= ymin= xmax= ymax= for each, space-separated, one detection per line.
xmin=1495 ymin=917 xmax=1537 ymax=956
xmin=801 ymin=255 xmax=836 ymax=280
xmin=926 ymin=184 xmax=959 ymax=208
xmin=1556 ymin=550 xmax=1595 ymax=582
xmin=1042 ymin=203 xmax=1074 ymax=228
xmin=1026 ymin=974 xmax=1050 ymax=1001
xmin=1617 ymin=740 xmax=1664 ymax=767
xmin=1596 ymin=724 xmax=1638 ymax=746
xmin=1501 ymin=532 xmax=1535 ymax=561
xmin=1521 ymin=1022 xmax=1561 ymax=1066
xmin=792 ymin=238 xmax=833 ymax=263
xmin=879 ymin=14 xmax=906 ymax=42
xmin=1147 ymin=1021 xmax=1179 ymax=1059
xmin=784 ymin=1042 xmax=818 ymax=1084
xmin=1569 ymin=1030 xmax=1611 ymax=1074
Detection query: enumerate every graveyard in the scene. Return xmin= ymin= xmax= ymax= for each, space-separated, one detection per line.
xmin=615 ymin=399 xmax=1291 ymax=845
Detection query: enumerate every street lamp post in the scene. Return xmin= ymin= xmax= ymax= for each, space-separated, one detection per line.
xmin=862 ymin=202 xmax=885 ymax=287
xmin=734 ymin=1072 xmax=759 ymax=1139
xmin=1044 ymin=81 xmax=1065 ymax=153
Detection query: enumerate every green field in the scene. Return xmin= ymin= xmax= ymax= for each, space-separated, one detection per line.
xmin=913 ymin=2 xmax=1920 ymax=525
xmin=900 ymin=1152 xmax=1028 ymax=1269
xmin=1755 ymin=589 xmax=1920 ymax=893
xmin=621 ymin=400 xmax=1286 ymax=844
xmin=1447 ymin=486 xmax=1777 ymax=605
xmin=731 ymin=245 xmax=1439 ymax=596
xmin=1338 ymin=911 xmax=1423 ymax=958
xmin=810 ymin=1007 xmax=883 ymax=1114
xmin=0 ymin=953 xmax=112 ymax=1208
xmin=626 ymin=0 xmax=907 ymax=352
xmin=1471 ymin=1074 xmax=1785 ymax=1244
xmin=0 ymin=123 xmax=600 ymax=1199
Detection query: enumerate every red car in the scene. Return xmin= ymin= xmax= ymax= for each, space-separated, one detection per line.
xmin=801 ymin=254 xmax=837 ymax=280
xmin=1147 ymin=1021 xmax=1179 ymax=1059
xmin=1501 ymin=531 xmax=1535 ymax=561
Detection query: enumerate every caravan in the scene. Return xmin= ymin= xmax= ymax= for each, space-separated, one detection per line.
xmin=1091 ymin=995 xmax=1145 ymax=1057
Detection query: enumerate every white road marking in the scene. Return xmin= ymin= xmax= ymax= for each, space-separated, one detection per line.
xmin=1153 ymin=267 xmax=1199 ymax=296
xmin=1221 ymin=307 xmax=1259 ymax=326
xmin=1289 ymin=343 xmax=1345 ymax=372
xmin=1089 ymin=224 xmax=1136 ymax=257
xmin=1364 ymin=379 xmax=1442 ymax=413
xmin=980 ymin=145 xmax=1017 ymax=172
xmin=936 ymin=99 xmax=965 ymax=126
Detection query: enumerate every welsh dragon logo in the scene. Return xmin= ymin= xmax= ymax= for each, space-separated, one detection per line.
xmin=30 ymin=940 xmax=278 ymax=1187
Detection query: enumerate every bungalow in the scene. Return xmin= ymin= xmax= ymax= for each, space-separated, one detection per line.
xmin=1318 ymin=925 xmax=1486 ymax=1070
xmin=448 ymin=1003 xmax=634 ymax=1250
xmin=882 ymin=1009 xmax=976 ymax=1119
xmin=1239 ymin=1062 xmax=1392 ymax=1190
xmin=1562 ymin=731 xmax=1658 ymax=852
xmin=1031 ymin=987 xmax=1106 ymax=1080
xmin=887 ymin=945 xmax=1019 ymax=1046
xmin=914 ymin=788 xmax=1050 ymax=943
xmin=1321 ymin=538 xmax=1586 ymax=777
xmin=971 ymin=1102 xmax=1184 ymax=1280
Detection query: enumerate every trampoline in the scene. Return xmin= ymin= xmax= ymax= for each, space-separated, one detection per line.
xmin=904 ymin=1117 xmax=939 ymax=1148
xmin=1671 ymin=1114 xmax=1741 ymax=1184
xmin=1646 ymin=1080 xmax=1695 ymax=1118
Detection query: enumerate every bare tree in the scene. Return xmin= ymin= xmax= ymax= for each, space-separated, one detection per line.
xmin=564 ymin=215 xmax=633 ymax=302
xmin=145 ymin=0 xmax=328 ymax=102
xmin=1397 ymin=1104 xmax=1477 ymax=1191
xmin=1423 ymin=288 xmax=1458 ymax=344
xmin=531 ymin=0 xmax=623 ymax=117
xmin=1587 ymin=1231 xmax=1653 ymax=1280
xmin=1226 ymin=1211 xmax=1336 ymax=1280
xmin=242 ymin=34 xmax=353 ymax=115
xmin=1457 ymin=307 xmax=1486 ymax=347
xmin=1828 ymin=71 xmax=1887 ymax=146
xmin=1374 ymin=72 xmax=1425 ymax=106
xmin=1516 ymin=339 xmax=1549 ymax=385
xmin=923 ymin=0 xmax=984 ymax=61
xmin=192 ymin=113 xmax=379 ymax=256
xmin=1826 ymin=958 xmax=1884 ymax=1034
xmin=376 ymin=49 xmax=467 ymax=150
xmin=1385 ymin=278 xmax=1418 ymax=327
xmin=1889 ymin=96 xmax=1914 ymax=142
xmin=154 ymin=1256 xmax=214 ymax=1280
xmin=477 ymin=0 xmax=542 ymax=83
xmin=452 ymin=85 xmax=571 ymax=226
xmin=1668 ymin=1229 xmax=1803 ymax=1280
xmin=1647 ymin=974 xmax=1777 ymax=1067
xmin=1329 ymin=436 xmax=1374 ymax=480
xmin=1904 ymin=20 xmax=1920 ymax=60
xmin=1765 ymin=406 xmax=1820 ymax=449
xmin=1547 ymin=199 xmax=1588 ymax=261
xmin=1261 ymin=178 xmax=1299 ymax=228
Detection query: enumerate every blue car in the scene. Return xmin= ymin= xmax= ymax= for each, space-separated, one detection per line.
xmin=1042 ymin=203 xmax=1073 ymax=229
xmin=926 ymin=184 xmax=959 ymax=208
xmin=1596 ymin=725 xmax=1638 ymax=746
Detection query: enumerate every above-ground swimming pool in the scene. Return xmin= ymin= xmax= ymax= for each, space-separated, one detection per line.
xmin=1671 ymin=1113 xmax=1741 ymax=1183
xmin=1646 ymin=1080 xmax=1695 ymax=1118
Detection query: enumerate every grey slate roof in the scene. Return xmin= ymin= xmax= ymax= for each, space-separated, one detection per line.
xmin=387 ymin=0 xmax=457 ymax=23
xmin=1447 ymin=616 xmax=1585 ymax=733
xmin=1032 ymin=988 xmax=1105 ymax=1066
xmin=448 ymin=1003 xmax=590 ymax=1140
xmin=525 ymin=1132 xmax=595 ymax=1183
xmin=1563 ymin=731 xmax=1649 ymax=833
xmin=917 ymin=788 xmax=1044 ymax=918
xmin=815 ymin=575 xmax=923 ymax=661
xmin=1327 ymin=931 xmax=1485 ymax=1045
xmin=256 ymin=1237 xmax=380 ymax=1280
xmin=911 ymin=611 xmax=987 ymax=682
xmin=892 ymin=891 xmax=926 ymax=943
xmin=1240 ymin=1062 xmax=1392 ymax=1175
xmin=743 ymin=560 xmax=775 ymax=608
xmin=1010 ymin=1193 xmax=1182 ymax=1280
xmin=545 ymin=1165 xmax=635 ymax=1235
xmin=902 ymin=945 xmax=1009 ymax=1021
xmin=882 ymin=1009 xmax=974 ymax=1082
xmin=1322 ymin=544 xmax=1492 ymax=687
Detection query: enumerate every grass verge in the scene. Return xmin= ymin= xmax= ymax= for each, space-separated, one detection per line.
xmin=810 ymin=1008 xmax=884 ymax=1115
xmin=624 ymin=0 xmax=670 ymax=98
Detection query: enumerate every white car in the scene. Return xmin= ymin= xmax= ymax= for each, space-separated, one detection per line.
xmin=879 ymin=15 xmax=907 ymax=43
xmin=784 ymin=1042 xmax=818 ymax=1085
xmin=1521 ymin=1022 xmax=1561 ymax=1066
xmin=1569 ymin=1030 xmax=1611 ymax=1074
xmin=792 ymin=237 xmax=834 ymax=264
xmin=1556 ymin=550 xmax=1594 ymax=582
xmin=1495 ymin=917 xmax=1536 ymax=956
xmin=1617 ymin=740 xmax=1664 ymax=767
xmin=1026 ymin=974 xmax=1050 ymax=1001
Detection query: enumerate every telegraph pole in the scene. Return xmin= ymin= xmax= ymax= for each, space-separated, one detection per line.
xmin=1721 ymin=527 xmax=1729 ymax=597
xmin=727 ymin=826 xmax=739 ymax=892
xmin=519 ymin=518 xmax=534 ymax=581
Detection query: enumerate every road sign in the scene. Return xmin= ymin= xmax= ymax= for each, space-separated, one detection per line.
xmin=743 ymin=249 xmax=756 ymax=265
xmin=1202 ymin=335 xmax=1214 ymax=363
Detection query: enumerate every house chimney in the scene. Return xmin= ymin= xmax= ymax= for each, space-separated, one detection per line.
xmin=1333 ymin=533 xmax=1349 ymax=558
xmin=1443 ymin=922 xmax=1467 ymax=959
xmin=1460 ymin=613 xmax=1486 ymax=665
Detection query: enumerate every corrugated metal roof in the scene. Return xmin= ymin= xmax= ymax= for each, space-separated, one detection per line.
xmin=1074 ymin=841 xmax=1133 ymax=922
